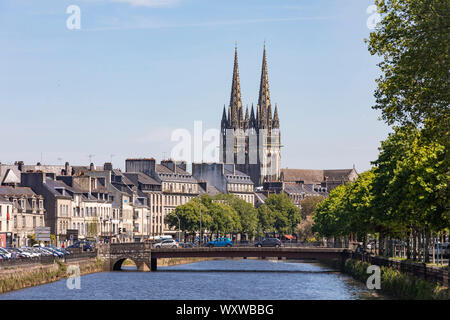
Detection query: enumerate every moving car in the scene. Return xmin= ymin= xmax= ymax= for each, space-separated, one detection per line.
xmin=206 ymin=238 xmax=233 ymax=248
xmin=254 ymin=238 xmax=281 ymax=248
xmin=153 ymin=239 xmax=179 ymax=248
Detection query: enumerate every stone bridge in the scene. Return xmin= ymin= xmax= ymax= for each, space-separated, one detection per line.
xmin=99 ymin=243 xmax=349 ymax=272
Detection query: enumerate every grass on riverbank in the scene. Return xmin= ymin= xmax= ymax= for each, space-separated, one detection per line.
xmin=333 ymin=259 xmax=449 ymax=300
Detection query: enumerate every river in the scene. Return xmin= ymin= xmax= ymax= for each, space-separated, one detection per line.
xmin=0 ymin=259 xmax=384 ymax=300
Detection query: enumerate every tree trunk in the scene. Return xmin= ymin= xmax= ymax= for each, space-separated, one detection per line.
xmin=379 ymin=233 xmax=385 ymax=256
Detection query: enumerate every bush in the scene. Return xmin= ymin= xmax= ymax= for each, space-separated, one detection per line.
xmin=343 ymin=259 xmax=449 ymax=300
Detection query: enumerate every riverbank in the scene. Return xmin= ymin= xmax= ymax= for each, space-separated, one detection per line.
xmin=0 ymin=258 xmax=104 ymax=294
xmin=323 ymin=258 xmax=449 ymax=300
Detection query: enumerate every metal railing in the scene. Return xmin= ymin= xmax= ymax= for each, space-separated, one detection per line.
xmin=0 ymin=251 xmax=98 ymax=268
xmin=64 ymin=251 xmax=97 ymax=261
xmin=0 ymin=255 xmax=56 ymax=268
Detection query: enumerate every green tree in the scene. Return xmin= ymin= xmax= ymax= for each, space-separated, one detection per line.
xmin=257 ymin=204 xmax=276 ymax=236
xmin=166 ymin=198 xmax=212 ymax=241
xmin=300 ymin=196 xmax=326 ymax=220
xmin=367 ymin=0 xmax=450 ymax=136
xmin=264 ymin=193 xmax=301 ymax=236
xmin=215 ymin=194 xmax=258 ymax=239
xmin=313 ymin=185 xmax=349 ymax=238
xmin=207 ymin=202 xmax=240 ymax=237
xmin=297 ymin=196 xmax=325 ymax=242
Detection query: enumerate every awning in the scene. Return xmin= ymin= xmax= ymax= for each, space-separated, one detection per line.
xmin=283 ymin=235 xmax=295 ymax=240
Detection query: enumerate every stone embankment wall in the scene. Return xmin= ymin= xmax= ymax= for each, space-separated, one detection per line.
xmin=0 ymin=258 xmax=104 ymax=294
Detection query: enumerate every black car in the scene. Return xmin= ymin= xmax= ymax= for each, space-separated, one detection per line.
xmin=255 ymin=238 xmax=281 ymax=248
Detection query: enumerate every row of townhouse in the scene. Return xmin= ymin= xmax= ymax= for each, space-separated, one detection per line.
xmin=2 ymin=159 xmax=334 ymax=247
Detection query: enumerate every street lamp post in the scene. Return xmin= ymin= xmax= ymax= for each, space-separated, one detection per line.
xmin=99 ymin=216 xmax=103 ymax=243
xmin=152 ymin=216 xmax=155 ymax=241
xmin=199 ymin=205 xmax=202 ymax=246
xmin=175 ymin=214 xmax=181 ymax=242
xmin=146 ymin=214 xmax=150 ymax=243
xmin=109 ymin=217 xmax=112 ymax=244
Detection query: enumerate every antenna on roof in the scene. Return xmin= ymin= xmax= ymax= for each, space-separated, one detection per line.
xmin=110 ymin=154 xmax=115 ymax=164
xmin=88 ymin=154 xmax=95 ymax=164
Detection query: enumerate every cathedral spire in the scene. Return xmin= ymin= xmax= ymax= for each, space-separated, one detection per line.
xmin=250 ymin=104 xmax=256 ymax=128
xmin=221 ymin=105 xmax=228 ymax=128
xmin=258 ymin=43 xmax=271 ymax=124
xmin=230 ymin=44 xmax=243 ymax=128
xmin=273 ymin=104 xmax=280 ymax=128
xmin=244 ymin=106 xmax=249 ymax=129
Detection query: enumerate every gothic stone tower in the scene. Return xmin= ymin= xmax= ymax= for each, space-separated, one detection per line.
xmin=220 ymin=45 xmax=281 ymax=186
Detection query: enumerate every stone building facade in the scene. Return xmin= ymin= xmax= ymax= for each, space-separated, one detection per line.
xmin=192 ymin=163 xmax=254 ymax=204
xmin=0 ymin=186 xmax=45 ymax=247
xmin=0 ymin=196 xmax=13 ymax=247
xmin=125 ymin=158 xmax=200 ymax=236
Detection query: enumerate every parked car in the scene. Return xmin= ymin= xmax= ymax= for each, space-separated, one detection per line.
xmin=206 ymin=238 xmax=233 ymax=248
xmin=53 ymin=247 xmax=70 ymax=255
xmin=68 ymin=241 xmax=94 ymax=252
xmin=153 ymin=239 xmax=179 ymax=248
xmin=429 ymin=242 xmax=450 ymax=258
xmin=20 ymin=248 xmax=40 ymax=258
xmin=8 ymin=248 xmax=29 ymax=258
xmin=0 ymin=248 xmax=12 ymax=259
xmin=38 ymin=248 xmax=54 ymax=257
xmin=41 ymin=247 xmax=63 ymax=257
xmin=254 ymin=238 xmax=281 ymax=248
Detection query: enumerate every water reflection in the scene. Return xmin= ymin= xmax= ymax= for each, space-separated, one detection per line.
xmin=0 ymin=259 xmax=385 ymax=300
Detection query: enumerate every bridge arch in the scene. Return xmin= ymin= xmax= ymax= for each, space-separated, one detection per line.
xmin=112 ymin=257 xmax=141 ymax=271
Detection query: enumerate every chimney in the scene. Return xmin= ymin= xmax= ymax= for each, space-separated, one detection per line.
xmin=161 ymin=160 xmax=175 ymax=172
xmin=104 ymin=162 xmax=113 ymax=171
xmin=176 ymin=161 xmax=187 ymax=172
xmin=90 ymin=163 xmax=95 ymax=171
xmin=224 ymin=163 xmax=235 ymax=175
xmin=65 ymin=162 xmax=70 ymax=175
xmin=17 ymin=161 xmax=24 ymax=172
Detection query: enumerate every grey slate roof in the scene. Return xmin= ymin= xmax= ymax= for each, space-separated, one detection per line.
xmin=281 ymin=168 xmax=358 ymax=184
xmin=224 ymin=169 xmax=253 ymax=184
xmin=155 ymin=164 xmax=197 ymax=183
xmin=0 ymin=186 xmax=39 ymax=197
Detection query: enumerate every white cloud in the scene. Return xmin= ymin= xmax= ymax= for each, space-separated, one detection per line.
xmin=110 ymin=0 xmax=181 ymax=7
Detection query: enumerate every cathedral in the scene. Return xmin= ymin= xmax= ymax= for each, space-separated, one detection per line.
xmin=220 ymin=45 xmax=281 ymax=186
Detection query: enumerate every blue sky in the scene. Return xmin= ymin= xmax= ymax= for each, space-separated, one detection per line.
xmin=0 ymin=0 xmax=389 ymax=172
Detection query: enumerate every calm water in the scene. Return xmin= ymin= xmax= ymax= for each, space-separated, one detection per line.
xmin=0 ymin=259 xmax=384 ymax=300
